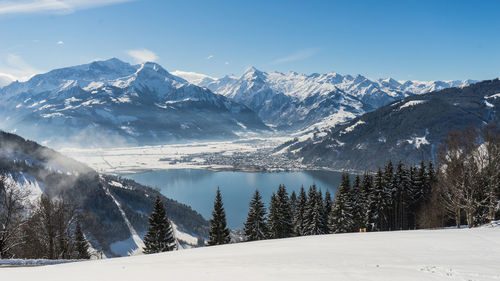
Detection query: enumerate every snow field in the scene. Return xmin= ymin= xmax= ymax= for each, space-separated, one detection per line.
xmin=2 ymin=227 xmax=499 ymax=281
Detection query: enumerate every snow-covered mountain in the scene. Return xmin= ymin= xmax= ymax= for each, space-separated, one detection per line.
xmin=282 ymin=79 xmax=500 ymax=171
xmin=177 ymin=67 xmax=474 ymax=130
xmin=0 ymin=58 xmax=268 ymax=147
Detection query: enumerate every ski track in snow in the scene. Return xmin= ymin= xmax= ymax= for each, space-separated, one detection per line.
xmin=103 ymin=185 xmax=145 ymax=254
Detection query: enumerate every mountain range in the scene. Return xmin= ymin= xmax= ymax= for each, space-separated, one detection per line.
xmin=0 ymin=58 xmax=267 ymax=147
xmin=0 ymin=58 xmax=473 ymax=148
xmin=176 ymin=67 xmax=473 ymax=130
xmin=281 ymin=79 xmax=500 ymax=170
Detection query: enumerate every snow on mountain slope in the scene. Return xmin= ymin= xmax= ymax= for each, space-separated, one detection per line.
xmin=0 ymin=59 xmax=268 ymax=147
xmin=287 ymin=79 xmax=500 ymax=171
xmin=0 ymin=130 xmax=209 ymax=257
xmin=4 ymin=227 xmax=500 ymax=281
xmin=185 ymin=67 xmax=474 ymax=130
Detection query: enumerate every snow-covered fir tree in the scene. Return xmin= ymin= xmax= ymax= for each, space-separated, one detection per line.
xmin=303 ymin=184 xmax=326 ymax=235
xmin=74 ymin=222 xmax=91 ymax=259
xmin=290 ymin=191 xmax=297 ymax=219
xmin=293 ymin=186 xmax=308 ymax=236
xmin=207 ymin=188 xmax=230 ymax=246
xmin=360 ymin=172 xmax=373 ymax=229
xmin=244 ymin=190 xmax=268 ymax=241
xmin=267 ymin=185 xmax=293 ymax=239
xmin=366 ymin=168 xmax=384 ymax=231
xmin=351 ymin=174 xmax=364 ymax=230
xmin=143 ymin=196 xmax=176 ymax=254
xmin=328 ymin=173 xmax=355 ymax=233
xmin=323 ymin=189 xmax=333 ymax=232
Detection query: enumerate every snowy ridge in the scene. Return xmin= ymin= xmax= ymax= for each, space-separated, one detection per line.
xmin=177 ymin=67 xmax=474 ymax=130
xmin=0 ymin=58 xmax=268 ymax=147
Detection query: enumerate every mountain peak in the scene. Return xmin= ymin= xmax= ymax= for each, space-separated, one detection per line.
xmin=242 ymin=66 xmax=266 ymax=80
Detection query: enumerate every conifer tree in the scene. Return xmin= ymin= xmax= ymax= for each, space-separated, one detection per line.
xmin=359 ymin=172 xmax=373 ymax=228
xmin=267 ymin=193 xmax=280 ymax=239
xmin=303 ymin=184 xmax=325 ymax=235
xmin=290 ymin=191 xmax=297 ymax=218
xmin=328 ymin=173 xmax=355 ymax=233
xmin=207 ymin=188 xmax=230 ymax=246
xmin=293 ymin=186 xmax=308 ymax=236
xmin=74 ymin=222 xmax=91 ymax=259
xmin=393 ymin=161 xmax=410 ymax=230
xmin=323 ymin=190 xmax=333 ymax=232
xmin=382 ymin=161 xmax=395 ymax=230
xmin=366 ymin=168 xmax=384 ymax=231
xmin=143 ymin=196 xmax=176 ymax=253
xmin=351 ymin=174 xmax=364 ymax=230
xmin=244 ymin=190 xmax=268 ymax=241
xmin=267 ymin=185 xmax=293 ymax=239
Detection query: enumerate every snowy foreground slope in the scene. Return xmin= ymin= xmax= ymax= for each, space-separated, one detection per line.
xmin=4 ymin=227 xmax=500 ymax=281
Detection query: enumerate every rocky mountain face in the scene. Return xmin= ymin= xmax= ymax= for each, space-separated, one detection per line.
xmin=0 ymin=58 xmax=268 ymax=147
xmin=281 ymin=79 xmax=500 ymax=171
xmin=180 ymin=67 xmax=473 ymax=130
xmin=0 ymin=130 xmax=208 ymax=257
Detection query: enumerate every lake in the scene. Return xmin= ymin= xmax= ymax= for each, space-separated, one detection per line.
xmin=125 ymin=169 xmax=345 ymax=228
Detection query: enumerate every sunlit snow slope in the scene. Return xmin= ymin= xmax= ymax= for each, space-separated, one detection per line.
xmin=4 ymin=227 xmax=499 ymax=281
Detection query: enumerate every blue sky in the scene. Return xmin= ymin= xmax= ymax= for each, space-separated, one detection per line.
xmin=0 ymin=0 xmax=499 ymax=82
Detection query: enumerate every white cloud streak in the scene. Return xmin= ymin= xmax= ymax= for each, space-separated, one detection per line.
xmin=0 ymin=54 xmax=41 ymax=84
xmin=206 ymin=55 xmax=214 ymax=60
xmin=57 ymin=40 xmax=64 ymax=45
xmin=0 ymin=0 xmax=135 ymax=15
xmin=126 ymin=49 xmax=158 ymax=63
xmin=270 ymin=48 xmax=319 ymax=65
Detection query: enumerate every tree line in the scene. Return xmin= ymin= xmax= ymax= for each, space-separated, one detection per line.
xmin=0 ymin=173 xmax=91 ymax=259
xmin=207 ymin=125 xmax=499 ymax=243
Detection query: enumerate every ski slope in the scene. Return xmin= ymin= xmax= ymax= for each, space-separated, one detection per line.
xmin=2 ymin=227 xmax=499 ymax=281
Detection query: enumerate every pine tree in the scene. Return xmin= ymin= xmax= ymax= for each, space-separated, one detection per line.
xmin=244 ymin=190 xmax=268 ymax=241
xmin=366 ymin=168 xmax=384 ymax=231
xmin=267 ymin=193 xmax=280 ymax=239
xmin=267 ymin=185 xmax=293 ymax=239
xmin=328 ymin=173 xmax=355 ymax=233
xmin=351 ymin=174 xmax=363 ymax=230
xmin=303 ymin=184 xmax=326 ymax=235
xmin=360 ymin=172 xmax=373 ymax=229
xmin=207 ymin=188 xmax=230 ymax=246
xmin=323 ymin=190 xmax=333 ymax=232
xmin=290 ymin=190 xmax=297 ymax=218
xmin=73 ymin=222 xmax=91 ymax=259
xmin=143 ymin=196 xmax=176 ymax=253
xmin=382 ymin=161 xmax=395 ymax=230
xmin=293 ymin=186 xmax=308 ymax=236
xmin=393 ymin=161 xmax=410 ymax=230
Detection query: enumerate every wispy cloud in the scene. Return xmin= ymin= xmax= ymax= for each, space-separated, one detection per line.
xmin=270 ymin=48 xmax=319 ymax=65
xmin=225 ymin=61 xmax=230 ymax=65
xmin=0 ymin=54 xmax=41 ymax=84
xmin=206 ymin=55 xmax=214 ymax=60
xmin=0 ymin=0 xmax=135 ymax=15
xmin=126 ymin=48 xmax=158 ymax=63
xmin=57 ymin=40 xmax=64 ymax=45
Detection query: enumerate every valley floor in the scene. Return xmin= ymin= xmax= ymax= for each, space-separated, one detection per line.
xmin=3 ymin=226 xmax=500 ymax=281
xmin=60 ymin=136 xmax=303 ymax=174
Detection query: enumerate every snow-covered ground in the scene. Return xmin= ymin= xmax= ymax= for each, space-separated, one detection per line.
xmin=61 ymin=137 xmax=289 ymax=174
xmin=3 ymin=227 xmax=499 ymax=281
